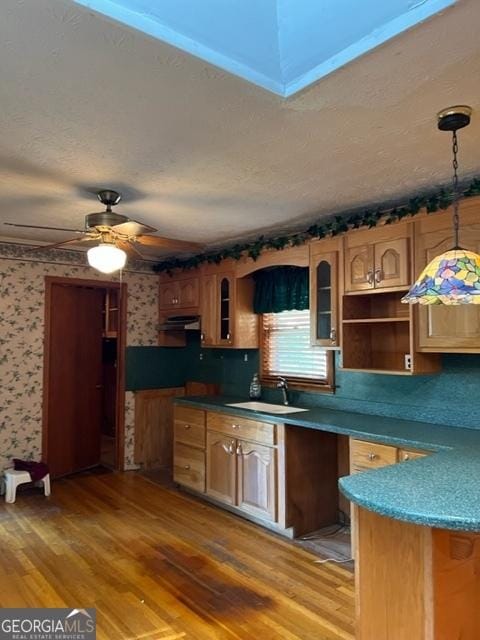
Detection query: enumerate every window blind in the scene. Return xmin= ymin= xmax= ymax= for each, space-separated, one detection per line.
xmin=262 ymin=309 xmax=328 ymax=382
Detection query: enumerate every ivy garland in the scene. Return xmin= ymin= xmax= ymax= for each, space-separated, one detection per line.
xmin=153 ymin=177 xmax=480 ymax=274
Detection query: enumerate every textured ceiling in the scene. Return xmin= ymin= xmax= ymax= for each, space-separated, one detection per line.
xmin=0 ymin=0 xmax=479 ymax=258
xmin=72 ymin=0 xmax=456 ymax=96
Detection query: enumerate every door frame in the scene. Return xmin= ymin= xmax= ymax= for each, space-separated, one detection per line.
xmin=42 ymin=276 xmax=128 ymax=472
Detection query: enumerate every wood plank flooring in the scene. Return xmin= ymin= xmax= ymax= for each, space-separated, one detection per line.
xmin=0 ymin=471 xmax=354 ymax=640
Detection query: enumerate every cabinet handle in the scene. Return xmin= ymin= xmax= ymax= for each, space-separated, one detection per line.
xmin=366 ymin=270 xmax=374 ymax=285
xmin=367 ymin=452 xmax=378 ymax=461
xmin=330 ymin=328 xmax=337 ymax=343
xmin=222 ymin=442 xmax=235 ymax=455
xmin=200 ymin=332 xmax=205 ymax=342
xmin=403 ymin=453 xmax=410 ymax=461
xmin=184 ymin=464 xmax=190 ymax=470
xmin=374 ymin=268 xmax=383 ymax=284
xmin=236 ymin=443 xmax=243 ymax=456
xmin=232 ymin=424 xmax=240 ymax=430
xmin=184 ymin=424 xmax=191 ymax=430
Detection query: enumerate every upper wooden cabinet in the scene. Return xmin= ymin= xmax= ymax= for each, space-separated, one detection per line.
xmin=344 ymin=225 xmax=411 ymax=293
xmin=159 ymin=275 xmax=199 ymax=311
xmin=414 ymin=202 xmax=480 ymax=353
xmin=199 ymin=268 xmax=258 ymax=349
xmin=310 ymin=238 xmax=340 ymax=348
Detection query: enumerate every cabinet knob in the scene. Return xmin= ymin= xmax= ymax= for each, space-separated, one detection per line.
xmin=366 ymin=270 xmax=374 ymax=285
xmin=367 ymin=452 xmax=378 ymax=461
xmin=403 ymin=453 xmax=410 ymax=461
xmin=374 ymin=268 xmax=383 ymax=284
xmin=232 ymin=424 xmax=240 ymax=430
xmin=184 ymin=464 xmax=190 ymax=470
xmin=330 ymin=328 xmax=337 ymax=343
xmin=184 ymin=424 xmax=191 ymax=430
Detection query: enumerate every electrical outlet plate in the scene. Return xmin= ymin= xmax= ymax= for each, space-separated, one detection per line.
xmin=404 ymin=354 xmax=412 ymax=370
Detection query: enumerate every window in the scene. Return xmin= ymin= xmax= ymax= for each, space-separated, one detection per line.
xmin=261 ymin=309 xmax=333 ymax=389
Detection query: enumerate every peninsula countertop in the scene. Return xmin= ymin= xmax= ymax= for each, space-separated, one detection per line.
xmin=175 ymin=395 xmax=480 ymax=531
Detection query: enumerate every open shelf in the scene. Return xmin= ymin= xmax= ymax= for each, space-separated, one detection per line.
xmin=342 ymin=320 xmax=411 ymax=373
xmin=343 ymin=291 xmax=410 ymax=321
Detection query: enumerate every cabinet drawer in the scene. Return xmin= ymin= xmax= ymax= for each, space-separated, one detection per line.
xmin=174 ymin=442 xmax=205 ymax=492
xmin=207 ymin=412 xmax=275 ymax=445
xmin=398 ymin=448 xmax=428 ymax=462
xmin=174 ymin=406 xmax=205 ymax=428
xmin=174 ymin=420 xmax=205 ymax=448
xmin=350 ymin=439 xmax=397 ymax=473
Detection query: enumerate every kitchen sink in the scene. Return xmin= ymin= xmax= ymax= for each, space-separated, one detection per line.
xmin=226 ymin=401 xmax=309 ymax=414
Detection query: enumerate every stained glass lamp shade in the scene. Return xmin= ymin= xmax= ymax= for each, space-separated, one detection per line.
xmin=402 ymin=105 xmax=478 ymax=306
xmin=402 ymin=249 xmax=480 ymax=305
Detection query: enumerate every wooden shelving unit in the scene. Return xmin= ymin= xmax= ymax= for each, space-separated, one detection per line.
xmin=341 ymin=291 xmax=440 ymax=375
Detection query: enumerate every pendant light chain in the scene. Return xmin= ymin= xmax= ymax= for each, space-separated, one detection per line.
xmin=452 ymin=129 xmax=460 ymax=249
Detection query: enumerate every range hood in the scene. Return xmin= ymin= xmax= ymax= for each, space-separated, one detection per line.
xmin=159 ymin=315 xmax=200 ymax=331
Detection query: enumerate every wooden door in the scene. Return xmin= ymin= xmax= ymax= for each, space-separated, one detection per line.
xmin=159 ymin=281 xmax=178 ymax=310
xmin=237 ymin=440 xmax=276 ymax=522
xmin=310 ymin=251 xmax=339 ymax=347
xmin=200 ymin=274 xmax=217 ymax=346
xmin=177 ymin=277 xmax=199 ymax=308
xmin=344 ymin=244 xmax=374 ymax=292
xmin=134 ymin=387 xmax=185 ymax=470
xmin=45 ymin=284 xmax=105 ymax=477
xmin=373 ymin=238 xmax=410 ymax=289
xmin=206 ymin=431 xmax=236 ymax=505
xmin=417 ymin=226 xmax=480 ymax=352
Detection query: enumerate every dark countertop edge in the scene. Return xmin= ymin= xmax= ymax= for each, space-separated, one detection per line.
xmin=175 ymin=395 xmax=480 ymax=531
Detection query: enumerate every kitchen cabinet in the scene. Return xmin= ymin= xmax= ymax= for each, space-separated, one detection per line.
xmin=349 ymin=438 xmax=430 ymax=473
xmin=237 ymin=440 xmax=277 ymax=521
xmin=341 ymin=290 xmax=440 ymax=375
xmin=199 ymin=268 xmax=258 ymax=349
xmin=310 ymin=238 xmax=339 ymax=347
xmin=414 ymin=202 xmax=480 ymax=353
xmin=173 ymin=407 xmax=206 ymax=492
xmin=344 ymin=225 xmax=411 ymax=293
xmin=206 ymin=431 xmax=237 ymax=505
xmin=159 ymin=275 xmax=199 ymax=311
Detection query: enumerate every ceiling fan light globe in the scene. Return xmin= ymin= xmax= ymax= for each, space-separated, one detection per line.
xmin=87 ymin=243 xmax=127 ymax=274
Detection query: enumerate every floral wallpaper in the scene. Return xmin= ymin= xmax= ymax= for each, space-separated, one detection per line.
xmin=0 ymin=242 xmax=158 ymax=472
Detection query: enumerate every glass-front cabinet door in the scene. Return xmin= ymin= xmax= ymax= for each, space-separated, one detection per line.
xmin=310 ymin=251 xmax=339 ymax=347
xmin=217 ymin=274 xmax=234 ymax=345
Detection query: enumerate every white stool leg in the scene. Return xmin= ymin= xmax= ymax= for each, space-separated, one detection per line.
xmin=42 ymin=474 xmax=51 ymax=497
xmin=5 ymin=476 xmax=16 ymax=503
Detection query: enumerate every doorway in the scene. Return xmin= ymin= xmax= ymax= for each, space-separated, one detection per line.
xmin=42 ymin=276 xmax=127 ymax=478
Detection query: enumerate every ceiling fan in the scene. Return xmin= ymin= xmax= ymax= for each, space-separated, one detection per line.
xmin=4 ymin=189 xmax=203 ymax=273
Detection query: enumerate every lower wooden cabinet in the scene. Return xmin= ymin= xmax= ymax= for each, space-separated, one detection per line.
xmin=350 ymin=438 xmax=430 ymax=473
xmin=236 ymin=440 xmax=277 ymax=521
xmin=206 ymin=430 xmax=277 ymax=522
xmin=205 ymin=432 xmax=237 ymax=505
xmin=173 ymin=442 xmax=205 ymax=492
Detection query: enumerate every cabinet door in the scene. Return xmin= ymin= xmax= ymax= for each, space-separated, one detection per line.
xmin=345 ymin=244 xmax=374 ymax=292
xmin=159 ymin=281 xmax=178 ymax=310
xmin=237 ymin=441 xmax=276 ymax=522
xmin=217 ymin=274 xmax=235 ymax=346
xmin=178 ymin=277 xmax=199 ymax=308
xmin=417 ymin=227 xmax=480 ymax=351
xmin=373 ymin=238 xmax=410 ymax=289
xmin=200 ymin=275 xmax=217 ymax=346
xmin=310 ymin=251 xmax=338 ymax=347
xmin=206 ymin=431 xmax=236 ymax=505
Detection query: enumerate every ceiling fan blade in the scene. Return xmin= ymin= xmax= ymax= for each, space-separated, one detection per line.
xmin=116 ymin=239 xmax=144 ymax=259
xmin=24 ymin=236 xmax=92 ymax=252
xmin=136 ymin=234 xmax=204 ymax=252
xmin=4 ymin=222 xmax=86 ymax=233
xmin=112 ymin=219 xmax=157 ymax=236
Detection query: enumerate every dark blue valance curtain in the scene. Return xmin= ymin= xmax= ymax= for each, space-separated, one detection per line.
xmin=253 ymin=266 xmax=309 ymax=314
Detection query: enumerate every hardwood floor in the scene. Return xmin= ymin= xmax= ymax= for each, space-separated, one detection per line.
xmin=0 ymin=471 xmax=354 ymax=640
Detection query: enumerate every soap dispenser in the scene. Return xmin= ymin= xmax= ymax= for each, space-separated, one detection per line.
xmin=249 ymin=373 xmax=262 ymax=400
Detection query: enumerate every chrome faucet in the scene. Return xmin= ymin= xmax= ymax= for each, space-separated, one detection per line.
xmin=276 ymin=376 xmax=289 ymax=405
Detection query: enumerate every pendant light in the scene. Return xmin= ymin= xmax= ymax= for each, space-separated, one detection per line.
xmin=87 ymin=242 xmax=127 ymax=274
xmin=402 ymin=106 xmax=479 ymax=305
